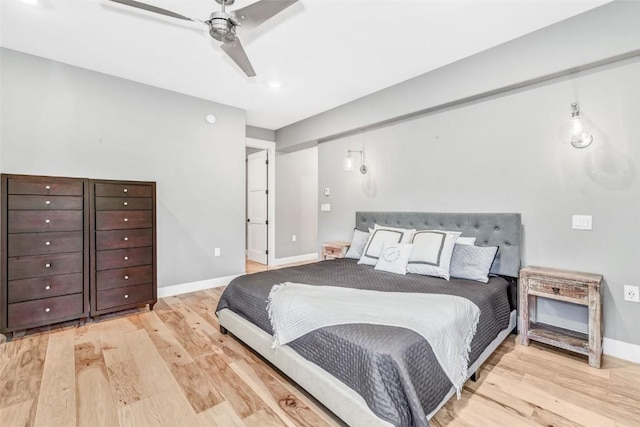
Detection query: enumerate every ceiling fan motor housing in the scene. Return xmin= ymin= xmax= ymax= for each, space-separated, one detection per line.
xmin=208 ymin=11 xmax=237 ymax=43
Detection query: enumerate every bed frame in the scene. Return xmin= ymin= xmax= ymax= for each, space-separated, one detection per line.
xmin=218 ymin=211 xmax=522 ymax=426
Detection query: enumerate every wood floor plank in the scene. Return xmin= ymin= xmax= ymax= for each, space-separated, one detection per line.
xmin=74 ymin=328 xmax=119 ymax=427
xmin=0 ymin=399 xmax=35 ymax=427
xmin=198 ymin=401 xmax=247 ymax=427
xmin=153 ymin=306 xmax=218 ymax=360
xmin=0 ymin=332 xmax=48 ymax=427
xmin=33 ymin=329 xmax=76 ymax=427
xmin=243 ymin=407 xmax=287 ymax=427
xmin=117 ymin=397 xmax=162 ymax=427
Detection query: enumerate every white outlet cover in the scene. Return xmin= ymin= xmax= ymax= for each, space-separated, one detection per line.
xmin=214 ymin=247 xmax=221 ymax=257
xmin=572 ymin=215 xmax=593 ymax=230
xmin=624 ymin=285 xmax=640 ymax=302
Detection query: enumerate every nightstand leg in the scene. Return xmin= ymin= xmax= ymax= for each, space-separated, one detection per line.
xmin=588 ymin=288 xmax=603 ymax=368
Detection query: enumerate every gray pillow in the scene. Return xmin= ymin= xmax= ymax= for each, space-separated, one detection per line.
xmin=449 ymin=244 xmax=498 ymax=283
xmin=345 ymin=229 xmax=369 ymax=259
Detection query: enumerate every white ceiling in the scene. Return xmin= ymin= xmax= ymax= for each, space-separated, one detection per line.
xmin=0 ymin=0 xmax=610 ymax=130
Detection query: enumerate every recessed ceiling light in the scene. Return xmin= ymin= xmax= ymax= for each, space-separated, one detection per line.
xmin=268 ymin=81 xmax=282 ymax=89
xmin=20 ymin=0 xmax=39 ymax=5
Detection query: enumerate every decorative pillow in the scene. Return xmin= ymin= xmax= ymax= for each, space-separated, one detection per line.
xmin=358 ymin=227 xmax=415 ymax=266
xmin=373 ymin=224 xmax=415 ymax=243
xmin=406 ymin=230 xmax=461 ymax=280
xmin=374 ymin=242 xmax=414 ymax=275
xmin=450 ymin=244 xmax=499 ymax=283
xmin=456 ymin=236 xmax=476 ymax=246
xmin=345 ymin=229 xmax=370 ymax=259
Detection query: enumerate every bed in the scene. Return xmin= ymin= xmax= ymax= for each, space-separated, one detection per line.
xmin=216 ymin=212 xmax=521 ymax=426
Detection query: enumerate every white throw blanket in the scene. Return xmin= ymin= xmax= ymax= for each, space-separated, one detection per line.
xmin=267 ymin=282 xmax=481 ymax=397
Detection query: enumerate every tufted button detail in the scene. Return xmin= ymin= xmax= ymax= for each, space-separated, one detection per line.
xmin=484 ymin=241 xmax=489 ymax=245
xmin=474 ymin=225 xmax=480 ymax=229
xmin=439 ymin=223 xmax=444 ymax=227
xmin=495 ymin=226 xmax=500 ymax=230
xmin=505 ymin=242 xmax=511 ymax=246
xmin=456 ymin=224 xmax=461 ymax=228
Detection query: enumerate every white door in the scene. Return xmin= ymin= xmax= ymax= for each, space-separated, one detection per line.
xmin=247 ymin=150 xmax=268 ymax=264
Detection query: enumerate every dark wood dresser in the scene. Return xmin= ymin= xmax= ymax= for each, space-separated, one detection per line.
xmin=1 ymin=174 xmax=90 ymax=335
xmin=90 ymin=179 xmax=157 ymax=317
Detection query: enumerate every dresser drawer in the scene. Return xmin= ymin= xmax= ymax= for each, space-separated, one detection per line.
xmin=8 ymin=178 xmax=84 ymax=196
xmin=8 ymin=195 xmax=83 ymax=210
xmin=96 ymin=265 xmax=153 ymax=291
xmin=8 ymin=210 xmax=83 ymax=233
xmin=8 ymin=252 xmax=84 ymax=280
xmin=8 ymin=273 xmax=84 ymax=303
xmin=95 ymin=211 xmax=152 ymax=230
xmin=8 ymin=231 xmax=83 ymax=257
xmin=7 ymin=293 xmax=84 ymax=329
xmin=96 ymin=228 xmax=153 ymax=250
xmin=97 ymin=283 xmax=153 ymax=311
xmin=96 ymin=247 xmax=152 ymax=271
xmin=528 ymin=278 xmax=588 ymax=304
xmin=95 ymin=183 xmax=152 ymax=198
xmin=95 ymin=197 xmax=153 ymax=211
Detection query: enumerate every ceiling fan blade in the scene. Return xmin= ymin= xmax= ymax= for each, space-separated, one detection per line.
xmin=232 ymin=0 xmax=298 ymax=31
xmin=221 ymin=39 xmax=256 ymax=77
xmin=109 ymin=0 xmax=200 ymax=23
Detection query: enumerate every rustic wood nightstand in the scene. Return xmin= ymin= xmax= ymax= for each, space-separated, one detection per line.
xmin=322 ymin=241 xmax=351 ymax=260
xmin=519 ymin=266 xmax=604 ymax=368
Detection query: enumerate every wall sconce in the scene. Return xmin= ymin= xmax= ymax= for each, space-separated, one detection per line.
xmin=564 ymin=102 xmax=593 ymax=148
xmin=343 ymin=149 xmax=368 ymax=174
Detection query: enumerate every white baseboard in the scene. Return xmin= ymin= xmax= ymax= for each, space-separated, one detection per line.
xmin=603 ymin=337 xmax=640 ymax=364
xmin=271 ymin=252 xmax=319 ymax=266
xmin=157 ymin=274 xmax=242 ymax=299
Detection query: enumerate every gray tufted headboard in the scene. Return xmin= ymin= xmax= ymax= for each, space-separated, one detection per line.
xmin=355 ymin=212 xmax=522 ymax=278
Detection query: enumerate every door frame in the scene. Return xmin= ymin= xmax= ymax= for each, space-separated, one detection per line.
xmin=246 ymin=137 xmax=275 ymax=266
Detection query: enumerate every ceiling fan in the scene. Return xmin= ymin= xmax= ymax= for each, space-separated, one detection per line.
xmin=109 ymin=0 xmax=298 ymax=77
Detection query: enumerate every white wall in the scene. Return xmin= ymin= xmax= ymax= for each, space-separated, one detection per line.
xmin=1 ymin=48 xmax=247 ymax=288
xmin=316 ymin=58 xmax=640 ymax=346
xmin=275 ymin=147 xmax=318 ymax=258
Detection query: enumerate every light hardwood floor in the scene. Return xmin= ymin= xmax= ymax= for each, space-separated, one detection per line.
xmin=1 ymin=285 xmax=639 ymax=426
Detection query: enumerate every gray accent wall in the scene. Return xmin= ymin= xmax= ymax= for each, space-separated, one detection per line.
xmin=246 ymin=125 xmax=275 ymax=142
xmin=315 ymin=58 xmax=640 ymax=345
xmin=275 ymin=147 xmax=318 ymax=258
xmin=1 ymin=48 xmax=247 ymax=288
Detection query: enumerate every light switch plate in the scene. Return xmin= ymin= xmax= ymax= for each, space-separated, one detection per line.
xmin=214 ymin=248 xmax=221 ymax=257
xmin=572 ymin=215 xmax=592 ymax=230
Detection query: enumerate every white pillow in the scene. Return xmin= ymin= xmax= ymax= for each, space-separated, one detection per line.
xmin=345 ymin=229 xmax=370 ymax=259
xmin=373 ymin=224 xmax=415 ymax=243
xmin=374 ymin=242 xmax=414 ymax=275
xmin=407 ymin=230 xmax=461 ymax=280
xmin=358 ymin=227 xmax=415 ymax=266
xmin=456 ymin=236 xmax=476 ymax=246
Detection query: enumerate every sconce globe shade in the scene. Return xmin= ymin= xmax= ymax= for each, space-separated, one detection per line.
xmin=568 ymin=116 xmax=593 ymax=148
xmin=343 ymin=154 xmax=355 ymax=171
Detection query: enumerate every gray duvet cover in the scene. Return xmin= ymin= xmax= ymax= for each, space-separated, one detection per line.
xmin=216 ymin=258 xmax=511 ymax=427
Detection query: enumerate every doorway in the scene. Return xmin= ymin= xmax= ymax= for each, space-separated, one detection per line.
xmin=246 ymin=138 xmax=275 ymax=266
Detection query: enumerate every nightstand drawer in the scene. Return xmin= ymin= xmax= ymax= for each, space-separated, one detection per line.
xmin=8 ymin=195 xmax=83 ymax=210
xmin=324 ymin=247 xmax=344 ymax=257
xmin=528 ymin=278 xmax=588 ymax=304
xmin=96 ymin=211 xmax=152 ymax=230
xmin=95 ymin=183 xmax=152 ymax=198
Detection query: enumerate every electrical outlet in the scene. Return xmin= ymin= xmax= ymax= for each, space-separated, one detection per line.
xmin=292 ymin=235 xmax=297 ymax=242
xmin=214 ymin=247 xmax=221 ymax=257
xmin=624 ymin=285 xmax=639 ymax=302
xmin=572 ymin=215 xmax=593 ymax=230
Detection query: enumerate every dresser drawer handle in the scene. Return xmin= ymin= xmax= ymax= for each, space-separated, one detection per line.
xmin=124 ymin=275 xmax=129 ymax=280
xmin=124 ymin=218 xmax=129 ymax=222
xmin=123 ymin=188 xmax=128 ymax=193
xmin=124 ymin=201 xmax=128 ymax=206
xmin=45 ymin=263 xmax=52 ymax=268
xmin=45 ymin=285 xmax=51 ymax=290
xmin=45 ymin=307 xmax=51 ymax=312
xmin=552 ymin=287 xmax=560 ymax=295
xmin=45 ymin=241 xmax=51 ymax=246
xmin=45 ymin=185 xmax=51 ymax=190
xmin=124 ymin=256 xmax=129 ymax=260
xmin=45 ymin=219 xmax=51 ymax=224
xmin=124 ymin=294 xmax=129 ymax=299
xmin=45 ymin=200 xmax=51 ymax=205
xmin=124 ymin=237 xmax=129 ymax=241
